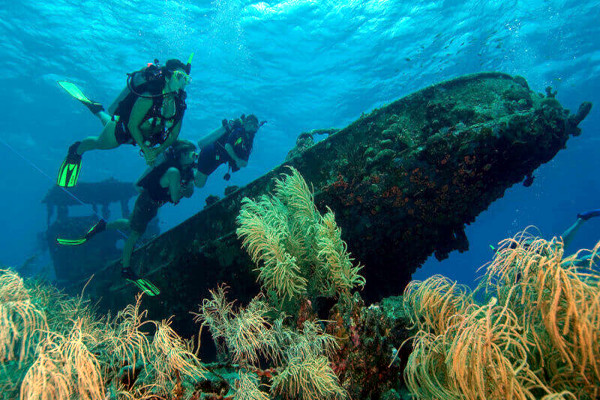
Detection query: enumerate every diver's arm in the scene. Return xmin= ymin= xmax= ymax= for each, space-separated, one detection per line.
xmin=127 ymin=97 xmax=154 ymax=157
xmin=154 ymin=121 xmax=182 ymax=156
xmin=181 ymin=179 xmax=194 ymax=198
xmin=224 ymin=143 xmax=248 ymax=168
xmin=161 ymin=167 xmax=183 ymax=204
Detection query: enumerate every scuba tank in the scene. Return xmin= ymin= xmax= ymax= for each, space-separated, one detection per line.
xmin=108 ymin=54 xmax=193 ymax=122
xmin=108 ymin=59 xmax=165 ymax=116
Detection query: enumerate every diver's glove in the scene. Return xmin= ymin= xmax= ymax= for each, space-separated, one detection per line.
xmin=577 ymin=209 xmax=600 ymax=221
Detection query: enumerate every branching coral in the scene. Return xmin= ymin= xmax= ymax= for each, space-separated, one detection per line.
xmin=196 ymin=288 xmax=346 ymax=400
xmin=236 ymin=167 xmax=364 ymax=307
xmin=19 ymin=335 xmax=71 ymax=400
xmin=315 ymin=210 xmax=366 ymax=297
xmin=402 ymin=274 xmax=472 ymax=334
xmin=402 ymin=231 xmax=600 ymax=400
xmin=20 ymin=320 xmax=105 ymax=400
xmin=195 ymin=286 xmax=276 ymax=366
xmin=272 ymin=352 xmax=345 ymax=400
xmin=1 ymin=272 xmax=208 ymax=400
xmin=0 ymin=270 xmax=47 ymax=366
xmin=103 ymin=294 xmax=153 ymax=371
xmin=483 ymin=231 xmax=600 ymax=396
xmin=237 ymin=195 xmax=308 ymax=301
xmin=234 ymin=371 xmax=270 ymax=400
xmin=150 ymin=317 xmax=206 ymax=390
xmin=231 ymin=168 xmax=357 ymax=399
xmin=271 ymin=320 xmax=344 ymax=400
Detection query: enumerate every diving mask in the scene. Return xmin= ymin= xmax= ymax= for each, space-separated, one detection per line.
xmin=172 ymin=70 xmax=192 ymax=86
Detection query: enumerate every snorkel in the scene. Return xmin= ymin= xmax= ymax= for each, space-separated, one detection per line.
xmin=166 ymin=53 xmax=193 ymax=93
xmin=185 ymin=52 xmax=194 ymax=74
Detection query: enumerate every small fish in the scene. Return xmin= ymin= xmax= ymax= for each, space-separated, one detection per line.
xmin=523 ymin=174 xmax=534 ymax=187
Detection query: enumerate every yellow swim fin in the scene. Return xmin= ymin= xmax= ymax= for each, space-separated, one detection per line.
xmin=58 ymin=81 xmax=105 ymax=114
xmin=57 ymin=141 xmax=82 ymax=188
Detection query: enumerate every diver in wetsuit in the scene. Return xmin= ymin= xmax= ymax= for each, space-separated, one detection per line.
xmin=195 ymin=114 xmax=263 ymax=188
xmin=57 ymin=140 xmax=199 ymax=295
xmin=57 ymin=57 xmax=192 ymax=188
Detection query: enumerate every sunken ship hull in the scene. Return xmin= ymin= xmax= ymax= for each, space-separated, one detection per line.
xmin=77 ymin=72 xmax=590 ymax=331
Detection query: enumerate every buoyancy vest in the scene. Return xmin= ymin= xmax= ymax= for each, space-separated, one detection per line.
xmin=109 ymin=64 xmax=187 ymax=146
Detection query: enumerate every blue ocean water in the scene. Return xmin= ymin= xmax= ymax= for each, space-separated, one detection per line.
xmin=0 ymin=0 xmax=598 ymax=287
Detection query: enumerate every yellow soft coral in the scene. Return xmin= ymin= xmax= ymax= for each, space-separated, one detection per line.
xmin=403 ymin=231 xmax=600 ymax=400
xmin=0 ymin=269 xmax=47 ymax=366
xmin=236 ymin=167 xmax=364 ymax=306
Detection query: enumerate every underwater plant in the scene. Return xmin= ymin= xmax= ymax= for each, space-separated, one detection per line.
xmin=236 ymin=167 xmax=365 ymax=309
xmin=0 ymin=270 xmax=47 ymax=367
xmin=21 ymin=320 xmax=105 ymax=400
xmin=402 ymin=231 xmax=600 ymax=400
xmin=196 ymin=286 xmax=346 ymax=400
xmin=0 ymin=270 xmax=208 ymax=400
xmin=196 ymin=286 xmax=276 ymax=366
xmin=234 ymin=370 xmax=270 ymax=400
xmin=149 ymin=317 xmax=206 ymax=390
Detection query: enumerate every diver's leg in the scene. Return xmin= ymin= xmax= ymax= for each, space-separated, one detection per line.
xmin=77 ymin=120 xmax=119 ymax=155
xmin=121 ymin=191 xmax=157 ymax=273
xmin=96 ymin=111 xmax=112 ymax=126
xmin=121 ymin=230 xmax=141 ymax=271
xmin=107 ymin=218 xmax=130 ymax=232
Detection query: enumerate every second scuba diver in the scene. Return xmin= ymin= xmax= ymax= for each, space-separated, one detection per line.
xmin=57 ymin=56 xmax=193 ymax=188
xmin=57 ymin=139 xmax=199 ymax=295
xmin=195 ymin=114 xmax=265 ymax=187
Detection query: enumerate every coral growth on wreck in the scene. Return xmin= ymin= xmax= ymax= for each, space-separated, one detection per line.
xmin=195 ymin=168 xmax=369 ymax=399
xmin=6 ymin=166 xmax=599 ymax=400
xmin=196 ymin=286 xmax=346 ymax=400
xmin=236 ymin=167 xmax=365 ymax=310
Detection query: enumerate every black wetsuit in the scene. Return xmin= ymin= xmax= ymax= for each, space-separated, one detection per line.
xmin=129 ymin=158 xmax=194 ymax=233
xmin=196 ymin=123 xmax=255 ymax=175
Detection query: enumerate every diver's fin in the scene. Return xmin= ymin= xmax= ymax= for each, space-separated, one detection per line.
xmin=129 ymin=278 xmax=161 ymax=296
xmin=84 ymin=219 xmax=107 ymax=240
xmin=57 ymin=81 xmax=105 ymax=114
xmin=57 ymin=142 xmax=82 ymax=187
xmin=185 ymin=52 xmax=194 ymax=74
xmin=56 ymin=219 xmax=106 ymax=246
xmin=125 ymin=278 xmax=160 ymax=296
xmin=121 ymin=268 xmax=160 ymax=296
xmin=56 ymin=237 xmax=87 ymax=246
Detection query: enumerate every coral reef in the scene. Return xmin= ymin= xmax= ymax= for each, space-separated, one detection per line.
xmin=236 ymin=167 xmax=365 ymax=311
xmin=401 ymin=231 xmax=600 ymax=399
xmin=7 ymin=169 xmax=600 ymax=400
xmin=0 ymin=270 xmax=207 ymax=400
xmin=196 ymin=169 xmax=368 ymax=399
xmin=196 ymin=169 xmax=412 ymax=399
xmin=325 ymin=293 xmax=411 ymax=399
xmin=195 ymin=286 xmax=346 ymax=400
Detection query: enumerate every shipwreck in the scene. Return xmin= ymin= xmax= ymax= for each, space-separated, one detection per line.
xmin=68 ymin=72 xmax=591 ymax=333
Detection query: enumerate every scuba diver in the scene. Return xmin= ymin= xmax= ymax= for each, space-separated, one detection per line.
xmin=195 ymin=114 xmax=265 ymax=187
xmin=57 ymin=55 xmax=193 ymax=188
xmin=56 ymin=140 xmax=199 ymax=296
